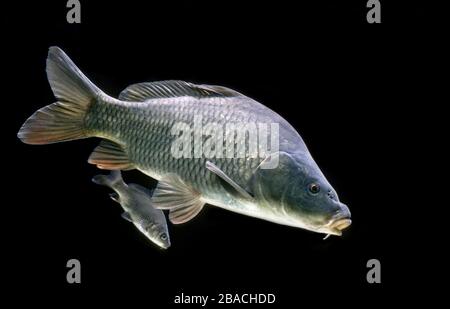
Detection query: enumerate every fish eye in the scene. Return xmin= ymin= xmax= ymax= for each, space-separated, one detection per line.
xmin=308 ymin=183 xmax=320 ymax=195
xmin=160 ymin=233 xmax=167 ymax=240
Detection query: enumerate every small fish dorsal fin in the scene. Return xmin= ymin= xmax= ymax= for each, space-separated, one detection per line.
xmin=118 ymin=80 xmax=243 ymax=102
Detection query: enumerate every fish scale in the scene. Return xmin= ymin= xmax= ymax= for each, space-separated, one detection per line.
xmin=88 ymin=98 xmax=258 ymax=186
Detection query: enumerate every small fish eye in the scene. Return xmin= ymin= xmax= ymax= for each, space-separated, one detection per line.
xmin=160 ymin=233 xmax=167 ymax=240
xmin=308 ymin=183 xmax=320 ymax=194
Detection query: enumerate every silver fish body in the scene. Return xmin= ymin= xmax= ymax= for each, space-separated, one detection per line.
xmin=18 ymin=47 xmax=351 ymax=237
xmin=86 ymin=86 xmax=304 ymax=215
xmin=92 ymin=171 xmax=170 ymax=249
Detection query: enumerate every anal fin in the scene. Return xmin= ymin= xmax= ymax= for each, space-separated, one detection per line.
xmin=88 ymin=140 xmax=134 ymax=170
xmin=169 ymin=201 xmax=204 ymax=224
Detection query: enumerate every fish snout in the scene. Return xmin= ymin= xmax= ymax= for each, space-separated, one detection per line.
xmin=158 ymin=242 xmax=171 ymax=250
xmin=152 ymin=237 xmax=171 ymax=250
xmin=158 ymin=233 xmax=171 ymax=249
xmin=161 ymin=236 xmax=171 ymax=249
xmin=337 ymin=202 xmax=351 ymax=219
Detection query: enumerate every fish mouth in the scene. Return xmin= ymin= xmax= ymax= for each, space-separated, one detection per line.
xmin=325 ymin=212 xmax=352 ymax=236
xmin=153 ymin=239 xmax=170 ymax=250
xmin=160 ymin=242 xmax=171 ymax=250
xmin=156 ymin=238 xmax=171 ymax=250
xmin=329 ymin=218 xmax=352 ymax=234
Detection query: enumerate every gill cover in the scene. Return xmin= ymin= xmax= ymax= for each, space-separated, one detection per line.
xmin=249 ymin=151 xmax=301 ymax=203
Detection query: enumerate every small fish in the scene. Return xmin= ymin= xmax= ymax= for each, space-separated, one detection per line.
xmin=92 ymin=171 xmax=170 ymax=249
xmin=18 ymin=47 xmax=351 ymax=238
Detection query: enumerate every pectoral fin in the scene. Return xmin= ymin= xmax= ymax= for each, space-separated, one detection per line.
xmin=152 ymin=174 xmax=204 ymax=224
xmin=109 ymin=192 xmax=120 ymax=203
xmin=205 ymin=161 xmax=254 ymax=200
xmin=121 ymin=212 xmax=132 ymax=222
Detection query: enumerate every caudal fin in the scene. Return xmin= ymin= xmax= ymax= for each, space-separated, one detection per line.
xmin=17 ymin=47 xmax=103 ymax=144
xmin=92 ymin=170 xmax=125 ymax=189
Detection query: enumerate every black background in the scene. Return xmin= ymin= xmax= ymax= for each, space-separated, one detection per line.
xmin=2 ymin=0 xmax=435 ymax=306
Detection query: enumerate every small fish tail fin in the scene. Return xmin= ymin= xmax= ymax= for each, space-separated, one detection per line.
xmin=92 ymin=170 xmax=125 ymax=189
xmin=17 ymin=46 xmax=103 ymax=145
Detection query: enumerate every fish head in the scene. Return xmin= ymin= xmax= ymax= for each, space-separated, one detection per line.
xmin=139 ymin=220 xmax=171 ymax=249
xmin=249 ymin=151 xmax=351 ymax=236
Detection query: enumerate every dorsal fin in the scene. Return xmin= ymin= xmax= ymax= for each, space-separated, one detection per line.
xmin=118 ymin=80 xmax=243 ymax=102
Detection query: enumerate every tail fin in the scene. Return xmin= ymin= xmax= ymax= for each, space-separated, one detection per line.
xmin=17 ymin=47 xmax=103 ymax=144
xmin=92 ymin=170 xmax=125 ymax=189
